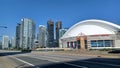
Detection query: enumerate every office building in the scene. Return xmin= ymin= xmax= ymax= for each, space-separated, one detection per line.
xmin=0 ymin=41 xmax=2 ymax=49
xmin=60 ymin=19 xmax=120 ymax=49
xmin=56 ymin=21 xmax=62 ymax=47
xmin=20 ymin=18 xmax=36 ymax=50
xmin=16 ymin=23 xmax=21 ymax=49
xmin=11 ymin=37 xmax=16 ymax=48
xmin=2 ymin=35 xmax=9 ymax=49
xmin=34 ymin=39 xmax=38 ymax=49
xmin=47 ymin=19 xmax=54 ymax=47
xmin=38 ymin=25 xmax=48 ymax=48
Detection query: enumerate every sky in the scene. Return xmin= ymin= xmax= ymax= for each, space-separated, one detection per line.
xmin=0 ymin=0 xmax=120 ymax=40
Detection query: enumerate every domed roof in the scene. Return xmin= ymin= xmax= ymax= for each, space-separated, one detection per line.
xmin=62 ymin=19 xmax=120 ymax=39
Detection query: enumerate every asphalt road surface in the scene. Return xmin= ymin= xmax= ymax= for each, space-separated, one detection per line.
xmin=0 ymin=50 xmax=120 ymax=68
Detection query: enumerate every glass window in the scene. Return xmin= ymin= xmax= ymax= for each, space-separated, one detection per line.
xmin=98 ymin=40 xmax=104 ymax=47
xmin=67 ymin=42 xmax=69 ymax=48
xmin=110 ymin=40 xmax=114 ymax=47
xmin=104 ymin=40 xmax=111 ymax=47
xmin=77 ymin=40 xmax=80 ymax=45
xmin=91 ymin=40 xmax=97 ymax=47
xmin=73 ymin=41 xmax=76 ymax=49
xmin=70 ymin=42 xmax=73 ymax=48
xmin=74 ymin=41 xmax=77 ymax=46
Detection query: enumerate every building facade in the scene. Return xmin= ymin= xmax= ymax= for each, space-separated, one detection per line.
xmin=11 ymin=37 xmax=16 ymax=49
xmin=59 ymin=29 xmax=68 ymax=48
xmin=16 ymin=23 xmax=21 ymax=49
xmin=20 ymin=18 xmax=36 ymax=50
xmin=60 ymin=19 xmax=120 ymax=49
xmin=47 ymin=20 xmax=54 ymax=47
xmin=2 ymin=35 xmax=9 ymax=49
xmin=56 ymin=21 xmax=62 ymax=47
xmin=38 ymin=25 xmax=48 ymax=48
xmin=0 ymin=41 xmax=2 ymax=49
xmin=34 ymin=39 xmax=38 ymax=49
xmin=59 ymin=29 xmax=68 ymax=38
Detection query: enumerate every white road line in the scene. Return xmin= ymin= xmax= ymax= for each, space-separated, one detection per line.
xmin=36 ymin=54 xmax=120 ymax=67
xmin=29 ymin=56 xmax=59 ymax=62
xmin=10 ymin=56 xmax=34 ymax=66
xmin=39 ymin=55 xmax=72 ymax=60
xmin=64 ymin=63 xmax=88 ymax=68
xmin=32 ymin=54 xmax=73 ymax=61
xmin=31 ymin=54 xmax=120 ymax=67
xmin=81 ymin=61 xmax=120 ymax=67
xmin=28 ymin=55 xmax=88 ymax=68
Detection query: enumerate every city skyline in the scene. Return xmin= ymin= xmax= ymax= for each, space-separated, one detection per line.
xmin=1 ymin=0 xmax=120 ymax=39
xmin=1 ymin=0 xmax=120 ymax=67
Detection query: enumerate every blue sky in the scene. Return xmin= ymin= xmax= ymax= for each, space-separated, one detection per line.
xmin=0 ymin=0 xmax=120 ymax=40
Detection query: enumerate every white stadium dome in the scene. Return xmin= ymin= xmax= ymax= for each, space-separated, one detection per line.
xmin=62 ymin=19 xmax=120 ymax=38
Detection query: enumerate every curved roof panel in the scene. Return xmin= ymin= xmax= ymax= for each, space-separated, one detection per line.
xmin=62 ymin=19 xmax=120 ymax=38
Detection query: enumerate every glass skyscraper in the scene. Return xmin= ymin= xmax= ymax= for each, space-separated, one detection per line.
xmin=2 ymin=35 xmax=9 ymax=49
xmin=16 ymin=23 xmax=21 ymax=49
xmin=56 ymin=21 xmax=62 ymax=47
xmin=38 ymin=25 xmax=48 ymax=48
xmin=11 ymin=37 xmax=16 ymax=48
xmin=20 ymin=18 xmax=35 ymax=50
xmin=47 ymin=19 xmax=54 ymax=47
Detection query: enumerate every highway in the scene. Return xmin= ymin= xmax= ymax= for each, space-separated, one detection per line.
xmin=0 ymin=50 xmax=120 ymax=68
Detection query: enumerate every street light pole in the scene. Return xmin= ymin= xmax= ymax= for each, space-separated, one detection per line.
xmin=0 ymin=25 xmax=7 ymax=40
xmin=0 ymin=26 xmax=7 ymax=49
xmin=0 ymin=25 xmax=7 ymax=36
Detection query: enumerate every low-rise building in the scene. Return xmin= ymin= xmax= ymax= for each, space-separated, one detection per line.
xmin=60 ymin=19 xmax=120 ymax=49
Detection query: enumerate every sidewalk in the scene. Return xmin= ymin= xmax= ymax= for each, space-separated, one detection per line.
xmin=32 ymin=50 xmax=120 ymax=58
xmin=60 ymin=50 xmax=120 ymax=58
xmin=0 ymin=56 xmax=17 ymax=68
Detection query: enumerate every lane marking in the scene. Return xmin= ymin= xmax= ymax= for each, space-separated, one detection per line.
xmin=28 ymin=56 xmax=59 ymax=62
xmin=14 ymin=53 xmax=120 ymax=68
xmin=31 ymin=53 xmax=93 ymax=61
xmin=33 ymin=54 xmax=120 ymax=67
xmin=10 ymin=56 xmax=34 ymax=66
xmin=81 ymin=60 xmax=120 ymax=67
xmin=36 ymin=55 xmax=73 ymax=61
xmin=28 ymin=54 xmax=73 ymax=62
xmin=64 ymin=63 xmax=88 ymax=68
xmin=28 ymin=55 xmax=88 ymax=68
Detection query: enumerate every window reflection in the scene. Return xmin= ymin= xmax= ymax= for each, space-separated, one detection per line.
xmin=91 ymin=40 xmax=113 ymax=47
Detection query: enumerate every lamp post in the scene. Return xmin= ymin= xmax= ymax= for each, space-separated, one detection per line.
xmin=0 ymin=26 xmax=7 ymax=37
xmin=0 ymin=26 xmax=7 ymax=49
xmin=0 ymin=26 xmax=7 ymax=39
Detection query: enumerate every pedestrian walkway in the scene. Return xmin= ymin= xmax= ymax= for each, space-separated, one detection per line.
xmin=0 ymin=56 xmax=17 ymax=68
